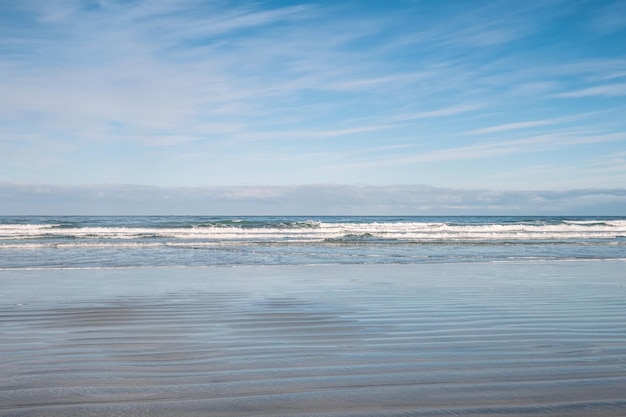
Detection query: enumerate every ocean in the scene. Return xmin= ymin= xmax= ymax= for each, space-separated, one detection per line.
xmin=2 ymin=215 xmax=626 ymax=416
xmin=1 ymin=215 xmax=625 ymax=268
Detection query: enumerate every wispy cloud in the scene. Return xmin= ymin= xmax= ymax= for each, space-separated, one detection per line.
xmin=342 ymin=131 xmax=626 ymax=168
xmin=403 ymin=0 xmax=548 ymax=49
xmin=468 ymin=119 xmax=562 ymax=135
xmin=1 ymin=1 xmax=625 ymax=193
xmin=388 ymin=104 xmax=481 ymax=122
xmin=467 ymin=115 xmax=590 ymax=135
xmin=1 ymin=183 xmax=624 ymax=215
xmin=554 ymin=83 xmax=626 ymax=98
xmin=0 ymin=2 xmax=398 ymax=143
xmin=589 ymin=0 xmax=626 ymax=34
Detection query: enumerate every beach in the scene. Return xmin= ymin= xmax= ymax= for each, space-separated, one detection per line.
xmin=4 ymin=0 xmax=626 ymax=411
xmin=2 ymin=261 xmax=626 ymax=416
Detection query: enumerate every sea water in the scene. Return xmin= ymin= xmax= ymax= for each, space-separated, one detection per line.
xmin=1 ymin=215 xmax=625 ymax=268
xmin=2 ymin=216 xmax=626 ymax=416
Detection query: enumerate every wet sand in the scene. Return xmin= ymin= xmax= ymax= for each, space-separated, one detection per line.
xmin=2 ymin=262 xmax=626 ymax=416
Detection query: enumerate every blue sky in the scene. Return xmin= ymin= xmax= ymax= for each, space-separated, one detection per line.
xmin=1 ymin=0 xmax=625 ymax=214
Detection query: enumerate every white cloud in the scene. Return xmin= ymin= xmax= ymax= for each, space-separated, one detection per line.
xmin=590 ymin=1 xmax=626 ymax=34
xmin=342 ymin=131 xmax=626 ymax=169
xmin=467 ymin=116 xmax=576 ymax=135
xmin=1 ymin=183 xmax=624 ymax=215
xmin=555 ymin=83 xmax=626 ymax=98
xmin=1 ymin=1 xmax=625 ymax=190
xmin=1 ymin=0 xmax=412 ymax=151
xmin=388 ymin=104 xmax=480 ymax=122
xmin=466 ymin=112 xmax=605 ymax=135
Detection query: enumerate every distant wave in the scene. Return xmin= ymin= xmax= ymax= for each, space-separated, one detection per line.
xmin=2 ymin=219 xmax=626 ymax=243
xmin=195 ymin=219 xmax=321 ymax=229
xmin=2 ymin=217 xmax=625 ymax=268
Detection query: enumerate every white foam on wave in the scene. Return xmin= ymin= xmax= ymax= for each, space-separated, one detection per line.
xmin=1 ymin=220 xmax=626 ymax=243
xmin=0 ymin=224 xmax=60 ymax=237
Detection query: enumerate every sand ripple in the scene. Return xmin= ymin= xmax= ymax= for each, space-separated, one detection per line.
xmin=1 ymin=263 xmax=626 ymax=416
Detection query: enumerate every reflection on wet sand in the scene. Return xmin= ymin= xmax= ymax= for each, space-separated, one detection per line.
xmin=2 ymin=263 xmax=626 ymax=416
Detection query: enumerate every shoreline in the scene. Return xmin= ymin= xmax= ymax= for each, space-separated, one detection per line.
xmin=1 ymin=256 xmax=625 ymax=271
xmin=2 ymin=261 xmax=626 ymax=416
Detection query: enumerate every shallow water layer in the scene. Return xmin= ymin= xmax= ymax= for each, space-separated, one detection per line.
xmin=1 ymin=262 xmax=626 ymax=416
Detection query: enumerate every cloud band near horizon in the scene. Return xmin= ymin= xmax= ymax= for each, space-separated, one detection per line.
xmin=1 ymin=183 xmax=625 ymax=216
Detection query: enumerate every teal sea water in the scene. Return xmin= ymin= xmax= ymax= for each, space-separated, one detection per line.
xmin=1 ymin=215 xmax=625 ymax=268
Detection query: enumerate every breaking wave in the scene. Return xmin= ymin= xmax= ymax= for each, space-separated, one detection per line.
xmin=2 ymin=218 xmax=626 ymax=243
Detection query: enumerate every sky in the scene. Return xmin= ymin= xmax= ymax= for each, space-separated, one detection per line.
xmin=1 ymin=0 xmax=625 ymax=214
